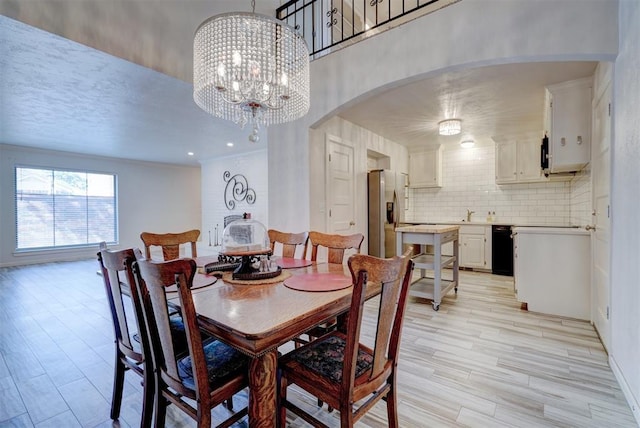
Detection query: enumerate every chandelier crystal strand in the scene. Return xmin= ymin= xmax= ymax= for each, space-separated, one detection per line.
xmin=193 ymin=6 xmax=310 ymax=142
xmin=438 ymin=119 xmax=462 ymax=136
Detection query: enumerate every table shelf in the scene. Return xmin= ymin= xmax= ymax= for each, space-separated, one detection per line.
xmin=410 ymin=277 xmax=458 ymax=310
xmin=396 ymin=224 xmax=459 ymax=311
xmin=411 ymin=253 xmax=457 ymax=270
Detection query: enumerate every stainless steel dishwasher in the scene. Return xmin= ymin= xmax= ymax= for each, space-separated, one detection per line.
xmin=492 ymin=225 xmax=514 ymax=276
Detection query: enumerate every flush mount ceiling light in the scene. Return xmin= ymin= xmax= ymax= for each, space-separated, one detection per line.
xmin=460 ymin=139 xmax=475 ymax=148
xmin=438 ymin=119 xmax=462 ymax=136
xmin=193 ymin=0 xmax=310 ymax=143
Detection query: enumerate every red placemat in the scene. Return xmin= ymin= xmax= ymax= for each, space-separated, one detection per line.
xmin=284 ymin=273 xmax=352 ymax=292
xmin=194 ymin=255 xmax=219 ymax=267
xmin=277 ymin=257 xmax=313 ymax=269
xmin=166 ymin=274 xmax=217 ymax=293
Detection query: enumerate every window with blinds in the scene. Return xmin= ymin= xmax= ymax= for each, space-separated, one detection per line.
xmin=15 ymin=167 xmax=117 ymax=250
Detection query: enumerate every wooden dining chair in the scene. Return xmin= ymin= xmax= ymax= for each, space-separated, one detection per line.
xmin=278 ymin=250 xmax=414 ymax=427
xmin=268 ymin=229 xmax=309 ymax=259
xmin=97 ymin=247 xmax=154 ymax=428
xmin=299 ymin=232 xmax=365 ymax=345
xmin=133 ymin=258 xmax=249 ymax=428
xmin=140 ymin=229 xmax=200 ymax=261
xmin=309 ymin=231 xmax=364 ymax=264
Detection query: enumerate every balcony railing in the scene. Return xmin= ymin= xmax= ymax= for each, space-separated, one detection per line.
xmin=276 ymin=0 xmax=453 ymax=58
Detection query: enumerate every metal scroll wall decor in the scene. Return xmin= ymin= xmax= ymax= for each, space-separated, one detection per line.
xmin=223 ymin=171 xmax=256 ymax=210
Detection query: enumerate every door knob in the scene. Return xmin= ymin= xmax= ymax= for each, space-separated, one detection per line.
xmin=349 ymin=221 xmax=355 ymax=226
xmin=585 ymin=225 xmax=596 ymax=231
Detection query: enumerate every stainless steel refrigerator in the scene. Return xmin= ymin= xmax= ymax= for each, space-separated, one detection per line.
xmin=368 ymin=169 xmax=406 ymax=258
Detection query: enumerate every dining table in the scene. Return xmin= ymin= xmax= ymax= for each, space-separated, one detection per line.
xmin=170 ymin=256 xmax=374 ymax=427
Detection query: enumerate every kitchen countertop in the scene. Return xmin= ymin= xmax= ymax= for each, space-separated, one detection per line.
xmin=512 ymin=226 xmax=589 ymax=235
xmin=395 ymin=224 xmax=460 ymax=233
xmin=404 ymin=220 xmax=581 ymax=228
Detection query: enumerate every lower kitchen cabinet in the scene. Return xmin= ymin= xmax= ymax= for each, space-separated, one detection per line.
xmin=442 ymin=225 xmax=492 ymax=270
xmin=460 ymin=231 xmax=486 ymax=269
xmin=513 ymin=226 xmax=590 ymax=320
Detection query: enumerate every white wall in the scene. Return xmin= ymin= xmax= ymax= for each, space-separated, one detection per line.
xmin=569 ymin=167 xmax=592 ymax=226
xmin=307 ymin=116 xmax=408 ymax=252
xmin=407 ymin=143 xmax=592 ymax=226
xmin=268 ymin=0 xmax=618 ymax=233
xmin=0 ymin=144 xmax=201 ymax=266
xmin=611 ymin=0 xmax=640 ymax=423
xmin=199 ymin=150 xmax=268 ymax=254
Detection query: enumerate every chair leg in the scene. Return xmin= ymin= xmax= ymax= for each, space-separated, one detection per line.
xmin=110 ymin=354 xmax=125 ymax=419
xmin=339 ymin=405 xmax=354 ymax=427
xmin=141 ymin=362 xmax=154 ymax=428
xmin=278 ymin=376 xmax=288 ymax=427
xmin=386 ymin=385 xmax=399 ymax=428
xmin=154 ymin=391 xmax=167 ymax=428
xmin=224 ymin=397 xmax=234 ymax=411
xmin=196 ymin=403 xmax=211 ymax=428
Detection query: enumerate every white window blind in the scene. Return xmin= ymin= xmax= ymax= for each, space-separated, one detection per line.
xmin=15 ymin=167 xmax=117 ymax=250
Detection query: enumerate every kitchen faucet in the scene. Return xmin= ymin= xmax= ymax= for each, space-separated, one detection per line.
xmin=466 ymin=209 xmax=475 ymax=222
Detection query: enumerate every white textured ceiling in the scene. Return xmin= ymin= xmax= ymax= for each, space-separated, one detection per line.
xmin=338 ymin=61 xmax=598 ymax=151
xmin=0 ymin=1 xmax=597 ymax=165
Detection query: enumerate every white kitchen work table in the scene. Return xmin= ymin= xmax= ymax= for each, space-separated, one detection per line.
xmin=395 ymin=224 xmax=459 ymax=310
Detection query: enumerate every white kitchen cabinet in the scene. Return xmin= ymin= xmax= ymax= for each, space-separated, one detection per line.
xmin=513 ymin=226 xmax=590 ymax=320
xmin=495 ymin=138 xmax=544 ymax=184
xmin=460 ymin=233 xmax=485 ymax=268
xmin=458 ymin=225 xmax=492 ymax=270
xmin=495 ymin=141 xmax=517 ymax=183
xmin=545 ymin=77 xmax=592 ymax=173
xmin=409 ymin=145 xmax=442 ymax=188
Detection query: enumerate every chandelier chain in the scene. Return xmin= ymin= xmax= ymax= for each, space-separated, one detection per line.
xmin=251 ymin=0 xmax=256 ymax=13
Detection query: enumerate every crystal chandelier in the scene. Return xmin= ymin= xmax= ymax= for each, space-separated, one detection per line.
xmin=438 ymin=119 xmax=462 ymax=136
xmin=193 ymin=1 xmax=310 ymax=142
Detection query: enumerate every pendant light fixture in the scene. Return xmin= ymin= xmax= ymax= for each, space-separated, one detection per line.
xmin=193 ymin=0 xmax=310 ymax=142
xmin=438 ymin=119 xmax=462 ymax=136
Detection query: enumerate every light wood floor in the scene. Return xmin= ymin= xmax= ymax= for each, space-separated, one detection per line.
xmin=0 ymin=259 xmax=636 ymax=427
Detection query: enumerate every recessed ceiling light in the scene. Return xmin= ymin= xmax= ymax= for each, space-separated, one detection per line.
xmin=460 ymin=140 xmax=475 ymax=148
xmin=226 ymin=142 xmax=234 ymax=147
xmin=187 ymin=152 xmax=194 ymax=156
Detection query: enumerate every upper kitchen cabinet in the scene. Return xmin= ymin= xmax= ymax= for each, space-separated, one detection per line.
xmin=494 ymin=135 xmax=545 ymax=184
xmin=409 ymin=145 xmax=442 ymax=188
xmin=544 ymin=77 xmax=592 ymax=173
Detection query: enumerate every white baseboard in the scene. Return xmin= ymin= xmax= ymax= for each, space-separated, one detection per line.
xmin=610 ymin=354 xmax=640 ymax=426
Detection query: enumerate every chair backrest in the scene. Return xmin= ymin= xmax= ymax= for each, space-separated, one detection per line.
xmin=97 ymin=247 xmax=146 ymax=364
xmin=133 ymin=258 xmax=208 ymax=399
xmin=268 ymin=229 xmax=309 ymax=259
xmin=343 ymin=250 xmax=413 ymax=394
xmin=309 ymin=231 xmax=364 ymax=264
xmin=140 ymin=229 xmax=200 ymax=261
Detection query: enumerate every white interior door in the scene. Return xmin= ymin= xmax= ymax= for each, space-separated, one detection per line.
xmin=591 ymin=81 xmax=611 ymax=351
xmin=326 ymin=134 xmax=355 ymax=234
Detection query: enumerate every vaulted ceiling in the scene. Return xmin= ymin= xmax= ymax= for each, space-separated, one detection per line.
xmin=0 ymin=1 xmax=597 ymax=165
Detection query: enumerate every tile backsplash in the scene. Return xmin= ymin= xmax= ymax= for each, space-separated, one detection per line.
xmin=405 ymin=145 xmax=591 ymax=226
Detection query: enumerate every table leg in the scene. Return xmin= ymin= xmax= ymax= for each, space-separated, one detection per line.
xmin=248 ymin=349 xmax=278 ymax=427
xmin=453 ymin=236 xmax=459 ymax=292
xmin=433 ymin=236 xmax=442 ymax=310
